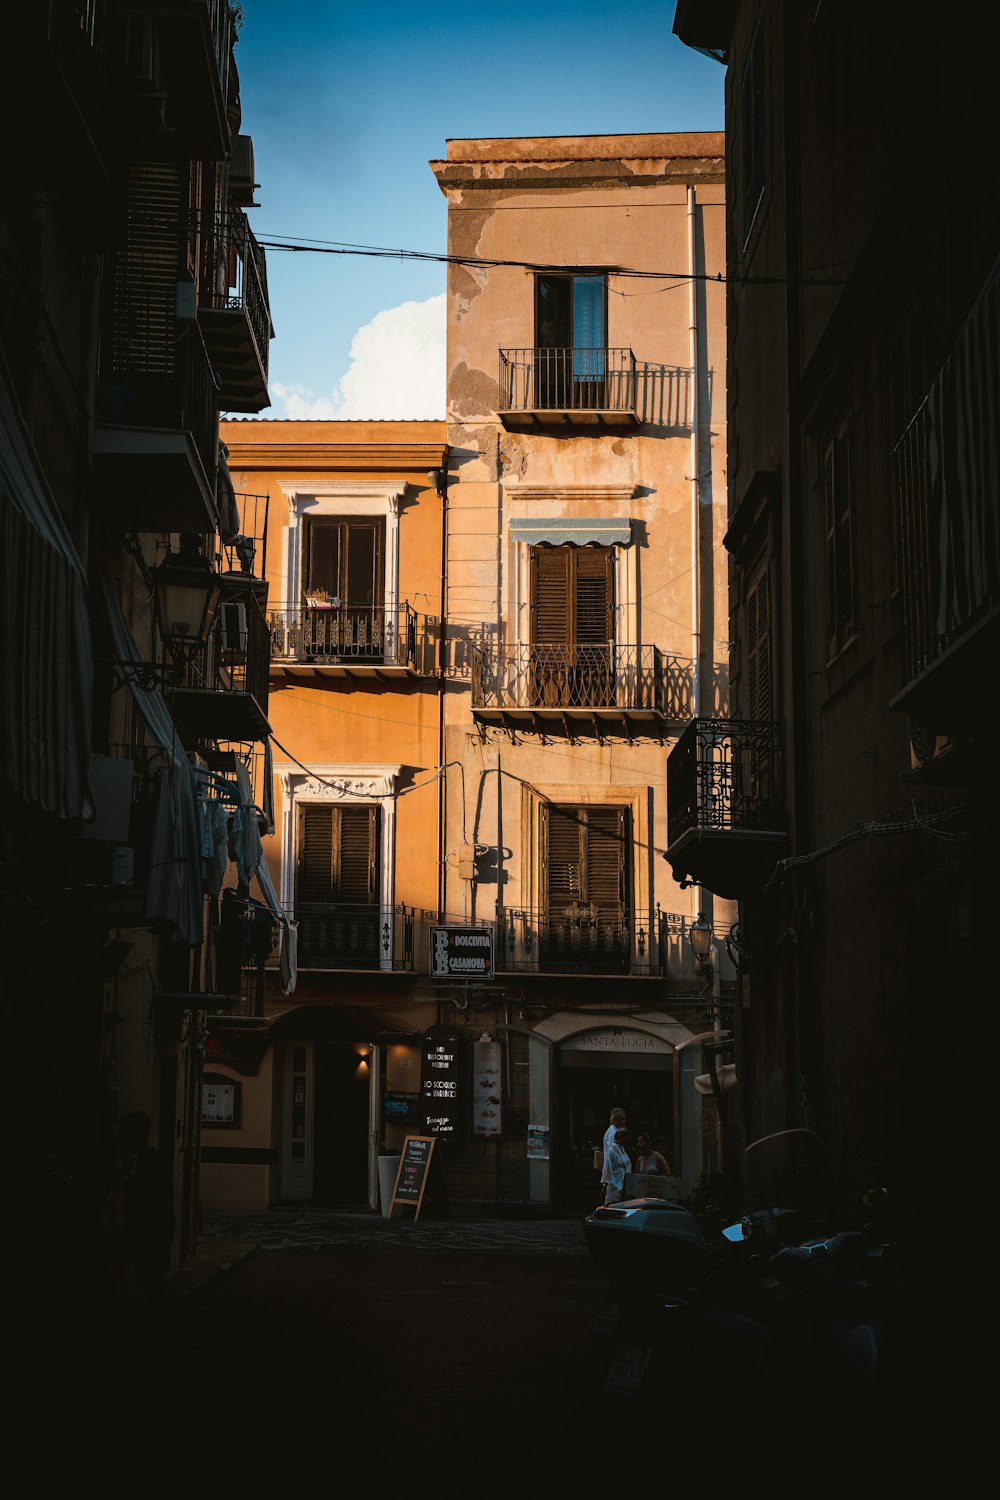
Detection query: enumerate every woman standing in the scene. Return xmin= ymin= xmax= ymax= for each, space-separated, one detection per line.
xmin=634 ymin=1133 xmax=672 ymax=1176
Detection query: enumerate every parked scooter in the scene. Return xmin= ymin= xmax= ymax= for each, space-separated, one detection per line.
xmin=584 ymin=1130 xmax=903 ymax=1441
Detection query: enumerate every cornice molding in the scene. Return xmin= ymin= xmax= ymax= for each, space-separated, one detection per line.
xmin=222 ymin=443 xmax=447 ymax=472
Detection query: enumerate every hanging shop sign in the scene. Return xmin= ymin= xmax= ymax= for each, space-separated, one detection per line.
xmin=472 ymin=1033 xmax=504 ymax=1140
xmin=419 ymin=1023 xmax=464 ymax=1137
xmin=429 ymin=926 xmax=494 ymax=977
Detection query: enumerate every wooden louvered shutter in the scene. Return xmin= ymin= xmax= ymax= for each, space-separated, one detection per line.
xmin=532 ymin=547 xmax=571 ymax=643
xmin=111 ymin=163 xmax=185 ymax=377
xmin=585 ymin=807 xmax=625 ymax=909
xmin=824 ymin=425 xmax=854 ymax=647
xmin=544 ymin=806 xmax=584 ymax=904
xmin=574 ymin=549 xmax=613 ymax=642
xmin=543 ymin=805 xmax=625 ymax=909
xmin=338 ymin=805 xmax=378 ymax=903
xmin=298 ymin=804 xmax=378 ymax=903
xmin=746 ymin=561 xmax=771 ymax=722
xmin=298 ymin=805 xmax=335 ymax=902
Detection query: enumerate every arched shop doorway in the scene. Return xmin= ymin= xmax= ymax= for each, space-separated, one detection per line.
xmin=556 ymin=1033 xmax=675 ymax=1213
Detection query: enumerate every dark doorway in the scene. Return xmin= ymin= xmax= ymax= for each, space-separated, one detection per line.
xmin=555 ymin=1054 xmax=673 ymax=1213
xmin=312 ymin=1043 xmax=371 ymax=1205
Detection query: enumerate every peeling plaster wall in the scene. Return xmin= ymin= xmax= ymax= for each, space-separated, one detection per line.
xmin=429 ymin=135 xmax=731 ymax=939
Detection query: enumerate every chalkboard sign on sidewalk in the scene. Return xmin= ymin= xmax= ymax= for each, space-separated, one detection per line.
xmin=388 ymin=1134 xmax=449 ymax=1221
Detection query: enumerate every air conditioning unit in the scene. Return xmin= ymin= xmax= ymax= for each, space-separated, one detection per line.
xmin=229 ymin=135 xmax=260 ymax=208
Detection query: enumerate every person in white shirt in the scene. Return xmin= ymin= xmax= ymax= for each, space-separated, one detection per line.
xmin=601 ymin=1128 xmax=633 ymax=1205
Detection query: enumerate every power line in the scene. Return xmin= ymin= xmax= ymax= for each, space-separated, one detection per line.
xmin=253 ymin=233 xmax=846 ymax=287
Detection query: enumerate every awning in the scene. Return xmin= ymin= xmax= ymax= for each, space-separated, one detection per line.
xmin=694 ymin=1063 xmax=738 ymax=1096
xmin=268 ymin=1002 xmax=421 ymax=1044
xmin=509 ymin=516 xmax=632 ymax=547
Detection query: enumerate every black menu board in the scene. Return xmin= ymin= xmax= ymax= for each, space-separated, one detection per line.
xmin=419 ymin=1023 xmax=463 ymax=1137
xmin=388 ymin=1135 xmax=446 ymax=1221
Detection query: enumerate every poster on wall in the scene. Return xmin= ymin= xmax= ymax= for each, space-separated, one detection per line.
xmin=419 ymin=1023 xmax=463 ymax=1137
xmin=472 ymin=1034 xmax=503 ymax=1139
xmin=527 ymin=1125 xmax=550 ymax=1160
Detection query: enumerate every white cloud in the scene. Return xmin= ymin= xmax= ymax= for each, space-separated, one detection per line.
xmin=268 ymin=294 xmax=446 ymax=420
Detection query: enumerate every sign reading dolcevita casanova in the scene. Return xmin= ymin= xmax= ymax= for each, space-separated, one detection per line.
xmin=429 ymin=926 xmax=494 ymax=977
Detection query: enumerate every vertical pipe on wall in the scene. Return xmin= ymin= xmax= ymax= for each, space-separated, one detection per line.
xmin=688 ymin=185 xmax=712 ymax=941
xmin=436 ymin=451 xmax=449 ymax=925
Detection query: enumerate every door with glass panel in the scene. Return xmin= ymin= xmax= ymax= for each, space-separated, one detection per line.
xmin=535 ymin=273 xmax=606 ymax=408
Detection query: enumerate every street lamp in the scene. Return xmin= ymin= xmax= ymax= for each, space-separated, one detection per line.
xmin=109 ymin=534 xmax=223 ymax=693
xmin=151 ymin=535 xmax=223 ymax=658
xmin=690 ymin=910 xmax=714 ymax=970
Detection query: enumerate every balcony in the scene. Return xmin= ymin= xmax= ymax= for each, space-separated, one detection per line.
xmin=664 ymin=718 xmax=787 ymax=898
xmin=269 ymin=603 xmax=421 ymax=678
xmin=294 ymin=904 xmax=416 ymax=972
xmin=198 ymin=211 xmax=272 ymax=412
xmin=114 ymin=0 xmax=236 ymax=159
xmin=890 ymin=261 xmax=999 ymax=739
xmin=94 ymin=320 xmax=220 ymax=532
xmin=167 ymin=577 xmax=271 ymax=740
xmin=498 ymin=347 xmax=638 ymax=429
xmin=12 ymin=2 xmax=108 ymax=186
xmin=471 ymin=643 xmax=689 ymax=731
xmin=497 ymin=905 xmax=678 ymax=976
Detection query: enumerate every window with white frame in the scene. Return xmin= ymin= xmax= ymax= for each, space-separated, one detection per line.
xmin=277 ymin=765 xmax=401 ymax=970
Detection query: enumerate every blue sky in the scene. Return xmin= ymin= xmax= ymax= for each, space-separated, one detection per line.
xmin=232 ymin=1 xmax=724 ymax=420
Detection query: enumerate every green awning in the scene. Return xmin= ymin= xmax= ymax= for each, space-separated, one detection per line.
xmin=509 ymin=516 xmax=632 ymax=547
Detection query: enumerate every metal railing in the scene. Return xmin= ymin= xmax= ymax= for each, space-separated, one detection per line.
xmin=497 ymin=905 xmax=687 ymax=975
xmin=499 ymin=347 xmax=637 ymax=414
xmin=220 ymin=491 xmax=269 ymax=581
xmin=472 ymin=643 xmax=689 ymax=716
xmin=96 ymin=319 xmax=218 ymax=491
xmin=666 ymin=718 xmax=784 ymax=846
xmin=294 ymin=903 xmax=415 ymax=970
xmin=199 ymin=209 xmax=272 ymax=380
xmin=269 ymin=602 xmax=418 ymax=667
xmin=171 ymin=579 xmax=270 ymax=717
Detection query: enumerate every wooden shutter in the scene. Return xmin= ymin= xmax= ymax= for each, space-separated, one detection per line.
xmin=543 ymin=805 xmax=625 ymax=909
xmin=338 ymin=805 xmax=378 ymax=902
xmin=532 ymin=547 xmax=571 ymax=643
xmin=110 ymin=162 xmax=184 ymax=376
xmin=304 ymin=519 xmax=384 ymax=605
xmin=585 ymin=807 xmax=625 ymax=908
xmin=531 ymin=546 xmax=613 ymax=643
xmin=824 ymin=424 xmax=854 ymax=646
xmin=574 ymin=549 xmax=613 ymax=642
xmin=297 ymin=804 xmax=378 ymax=903
xmin=746 ymin=560 xmax=771 ymax=722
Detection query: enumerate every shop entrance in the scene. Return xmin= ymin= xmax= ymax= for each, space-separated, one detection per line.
xmin=555 ymin=1052 xmax=673 ymax=1213
xmin=312 ymin=1043 xmax=371 ymax=1204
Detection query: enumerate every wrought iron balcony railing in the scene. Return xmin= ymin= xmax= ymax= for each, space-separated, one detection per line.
xmin=198 ymin=210 xmax=272 ymax=411
xmin=168 ymin=578 xmax=270 ymax=739
xmin=499 ymin=347 xmax=638 ymax=419
xmin=497 ymin=905 xmax=672 ymax=975
xmin=269 ymin=602 xmax=418 ymax=669
xmin=665 ymin=717 xmax=787 ymax=897
xmin=293 ymin=903 xmax=415 ymax=971
xmin=472 ymin=643 xmax=690 ymax=719
xmin=667 ymin=718 xmax=784 ymax=843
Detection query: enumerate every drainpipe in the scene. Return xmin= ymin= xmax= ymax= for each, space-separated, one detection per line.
xmin=435 ymin=451 xmax=450 ymax=925
xmin=688 ymin=184 xmax=712 ymax=944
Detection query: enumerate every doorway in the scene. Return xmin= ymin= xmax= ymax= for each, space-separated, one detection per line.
xmin=312 ymin=1043 xmax=371 ymax=1204
xmin=555 ymin=1053 xmax=673 ymax=1213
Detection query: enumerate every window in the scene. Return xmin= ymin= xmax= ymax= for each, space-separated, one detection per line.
xmin=296 ymin=803 xmax=381 ymax=966
xmin=746 ymin=557 xmax=772 ymax=722
xmin=823 ymin=420 xmax=856 ymax=651
xmin=541 ymin=804 xmax=629 ymax=971
xmin=741 ymin=22 xmax=766 ymax=241
xmin=535 ymin=274 xmax=607 ymax=406
xmin=302 ymin=515 xmax=385 ymax=658
xmin=530 ymin=544 xmax=614 ymax=706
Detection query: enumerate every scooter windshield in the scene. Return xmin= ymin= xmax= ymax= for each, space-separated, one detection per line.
xmin=740 ymin=1128 xmax=839 ymax=1238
